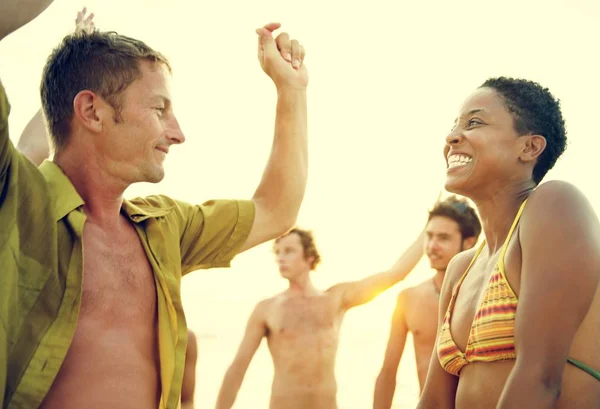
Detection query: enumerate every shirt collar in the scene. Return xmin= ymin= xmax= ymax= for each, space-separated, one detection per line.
xmin=40 ymin=160 xmax=84 ymax=221
xmin=121 ymin=199 xmax=173 ymax=223
xmin=40 ymin=160 xmax=173 ymax=223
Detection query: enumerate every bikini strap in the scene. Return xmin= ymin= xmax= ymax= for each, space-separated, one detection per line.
xmin=447 ymin=199 xmax=529 ymax=307
xmin=455 ymin=240 xmax=486 ymax=289
xmin=498 ymin=199 xmax=528 ymax=272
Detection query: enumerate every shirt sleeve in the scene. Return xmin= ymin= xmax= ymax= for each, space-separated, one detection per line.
xmin=0 ymin=321 xmax=6 ymax=409
xmin=0 ymin=79 xmax=13 ymax=193
xmin=176 ymin=199 xmax=255 ymax=275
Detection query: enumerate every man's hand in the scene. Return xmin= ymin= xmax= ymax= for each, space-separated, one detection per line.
xmin=256 ymin=23 xmax=308 ymax=90
xmin=75 ymin=7 xmax=95 ymax=33
xmin=433 ymin=190 xmax=443 ymax=207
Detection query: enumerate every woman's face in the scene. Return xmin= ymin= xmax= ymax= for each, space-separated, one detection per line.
xmin=443 ymin=87 xmax=529 ymax=196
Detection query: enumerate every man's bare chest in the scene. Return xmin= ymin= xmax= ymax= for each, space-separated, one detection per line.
xmin=406 ymin=296 xmax=438 ymax=340
xmin=268 ymin=296 xmax=342 ymax=339
xmin=80 ymin=222 xmax=156 ymax=323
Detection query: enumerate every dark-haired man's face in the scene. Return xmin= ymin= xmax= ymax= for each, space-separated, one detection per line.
xmin=273 ymin=233 xmax=314 ymax=279
xmin=424 ymin=216 xmax=466 ymax=272
xmin=443 ymin=87 xmax=527 ymax=197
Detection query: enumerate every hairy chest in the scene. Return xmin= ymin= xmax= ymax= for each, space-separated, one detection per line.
xmin=267 ymin=295 xmax=342 ymax=344
xmin=80 ymin=221 xmax=157 ymax=325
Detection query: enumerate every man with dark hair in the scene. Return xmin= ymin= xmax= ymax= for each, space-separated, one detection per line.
xmin=216 ymin=226 xmax=426 ymax=409
xmin=373 ymin=197 xmax=481 ymax=408
xmin=1 ymin=4 xmax=309 ymax=409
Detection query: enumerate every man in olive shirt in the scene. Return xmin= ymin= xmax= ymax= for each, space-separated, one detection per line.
xmin=0 ymin=3 xmax=308 ymax=409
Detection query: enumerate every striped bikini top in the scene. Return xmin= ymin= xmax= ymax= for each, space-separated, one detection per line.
xmin=436 ymin=200 xmax=526 ymax=376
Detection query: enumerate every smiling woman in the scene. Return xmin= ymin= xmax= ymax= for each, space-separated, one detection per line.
xmin=418 ymin=77 xmax=600 ymax=409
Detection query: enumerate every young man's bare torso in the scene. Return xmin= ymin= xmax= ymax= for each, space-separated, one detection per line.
xmin=263 ymin=289 xmax=345 ymax=409
xmin=400 ymin=281 xmax=440 ymax=388
xmin=216 ymin=228 xmax=425 ymax=409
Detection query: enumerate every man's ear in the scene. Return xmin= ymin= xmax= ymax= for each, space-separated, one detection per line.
xmin=73 ymin=90 xmax=106 ymax=134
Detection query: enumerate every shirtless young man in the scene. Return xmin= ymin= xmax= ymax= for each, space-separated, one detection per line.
xmin=1 ymin=3 xmax=309 ymax=409
xmin=215 ymin=227 xmax=426 ymax=409
xmin=373 ymin=197 xmax=480 ymax=408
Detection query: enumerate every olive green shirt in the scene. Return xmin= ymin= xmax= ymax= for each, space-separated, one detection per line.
xmin=0 ymin=80 xmax=255 ymax=409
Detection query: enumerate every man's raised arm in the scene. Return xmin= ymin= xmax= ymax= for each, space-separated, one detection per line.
xmin=0 ymin=1 xmax=54 ymax=404
xmin=0 ymin=0 xmax=54 ymax=41
xmin=239 ymin=24 xmax=308 ymax=253
xmin=1 ymin=0 xmax=53 ymax=192
xmin=332 ymin=230 xmax=425 ymax=310
xmin=17 ymin=109 xmax=49 ymax=166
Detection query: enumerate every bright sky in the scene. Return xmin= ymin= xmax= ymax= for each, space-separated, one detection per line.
xmin=1 ymin=0 xmax=600 ymax=406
